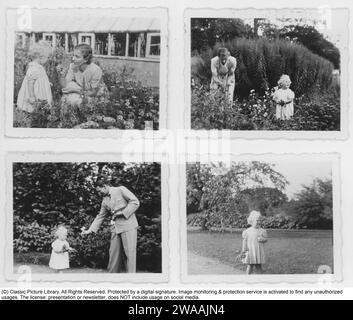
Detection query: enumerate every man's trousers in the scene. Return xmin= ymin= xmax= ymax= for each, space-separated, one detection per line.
xmin=107 ymin=228 xmax=137 ymax=273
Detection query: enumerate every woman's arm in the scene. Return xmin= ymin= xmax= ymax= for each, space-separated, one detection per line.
xmin=85 ymin=66 xmax=104 ymax=97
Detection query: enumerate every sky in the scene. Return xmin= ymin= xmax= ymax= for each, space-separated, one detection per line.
xmin=272 ymin=160 xmax=332 ymax=199
xmin=211 ymin=160 xmax=333 ymax=200
xmin=239 ymin=8 xmax=348 ymax=49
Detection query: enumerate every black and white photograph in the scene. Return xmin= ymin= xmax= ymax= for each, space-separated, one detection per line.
xmin=183 ymin=155 xmax=340 ymax=280
xmin=7 ymin=8 xmax=167 ymax=133
xmin=188 ymin=9 xmax=348 ymax=134
xmin=7 ymin=154 xmax=167 ymax=282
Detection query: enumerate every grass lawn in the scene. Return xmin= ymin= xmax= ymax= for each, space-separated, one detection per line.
xmin=187 ymin=229 xmax=334 ymax=274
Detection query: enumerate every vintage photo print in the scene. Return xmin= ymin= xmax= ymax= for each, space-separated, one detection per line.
xmin=6 ymin=8 xmax=168 ymax=137
xmin=185 ymin=8 xmax=348 ymax=139
xmin=180 ymin=154 xmax=341 ymax=283
xmin=5 ymin=153 xmax=168 ymax=283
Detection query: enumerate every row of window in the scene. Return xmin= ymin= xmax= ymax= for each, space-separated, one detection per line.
xmin=16 ymin=32 xmax=161 ymax=59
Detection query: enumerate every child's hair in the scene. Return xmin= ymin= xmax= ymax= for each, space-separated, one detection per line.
xmin=278 ymin=74 xmax=291 ymax=88
xmin=247 ymin=210 xmax=262 ymax=227
xmin=75 ymin=43 xmax=93 ymax=64
xmin=54 ymin=225 xmax=68 ymax=239
xmin=28 ymin=40 xmax=52 ymax=60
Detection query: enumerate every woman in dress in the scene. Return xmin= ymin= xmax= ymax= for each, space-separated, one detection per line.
xmin=57 ymin=43 xmax=107 ymax=124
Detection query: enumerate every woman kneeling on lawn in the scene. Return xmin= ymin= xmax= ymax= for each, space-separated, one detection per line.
xmin=57 ymin=43 xmax=107 ymax=124
xmin=241 ymin=210 xmax=268 ymax=275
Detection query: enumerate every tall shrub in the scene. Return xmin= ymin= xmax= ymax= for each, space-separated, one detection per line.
xmin=195 ymin=38 xmax=334 ymax=98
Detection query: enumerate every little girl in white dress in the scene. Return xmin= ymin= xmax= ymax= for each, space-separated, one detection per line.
xmin=272 ymin=74 xmax=295 ymax=120
xmin=241 ymin=210 xmax=268 ymax=275
xmin=17 ymin=40 xmax=53 ymax=113
xmin=49 ymin=226 xmax=74 ymax=273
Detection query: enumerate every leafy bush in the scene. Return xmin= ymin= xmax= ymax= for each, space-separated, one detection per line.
xmin=13 ymin=42 xmax=159 ymax=129
xmin=14 ymin=218 xmax=53 ymax=253
xmin=191 ymin=84 xmax=340 ymax=131
xmin=13 ymin=162 xmax=162 ymax=272
xmin=187 ymin=212 xmax=302 ymax=230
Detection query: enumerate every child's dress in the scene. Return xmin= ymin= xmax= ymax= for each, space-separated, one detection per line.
xmin=49 ymin=239 xmax=70 ymax=270
xmin=17 ymin=61 xmax=53 ymax=112
xmin=242 ymin=227 xmax=267 ymax=264
xmin=273 ymin=88 xmax=295 ymax=120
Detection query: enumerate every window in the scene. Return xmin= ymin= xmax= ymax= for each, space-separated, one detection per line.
xmin=95 ymin=33 xmax=109 ymax=55
xmin=128 ymin=33 xmax=139 ymax=57
xmin=67 ymin=33 xmax=78 ymax=52
xmin=128 ymin=33 xmax=146 ymax=58
xmin=110 ymin=33 xmax=126 ymax=56
xmin=79 ymin=33 xmax=95 ymax=51
xmin=43 ymin=33 xmax=56 ymax=45
xmin=146 ymin=33 xmax=160 ymax=58
xmin=24 ymin=30 xmax=160 ymax=60
xmin=34 ymin=33 xmax=43 ymax=42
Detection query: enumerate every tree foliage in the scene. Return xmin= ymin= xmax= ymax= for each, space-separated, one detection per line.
xmin=293 ymin=178 xmax=333 ymax=229
xmin=259 ymin=23 xmax=340 ymax=69
xmin=186 ymin=162 xmax=288 ymax=229
xmin=191 ymin=18 xmax=252 ymax=52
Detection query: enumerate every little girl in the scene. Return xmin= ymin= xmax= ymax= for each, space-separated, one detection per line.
xmin=241 ymin=210 xmax=268 ymax=275
xmin=17 ymin=40 xmax=53 ymax=114
xmin=49 ymin=226 xmax=74 ymax=273
xmin=272 ymin=74 xmax=295 ymax=120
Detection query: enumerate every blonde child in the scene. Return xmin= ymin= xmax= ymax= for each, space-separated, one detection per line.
xmin=272 ymin=74 xmax=295 ymax=120
xmin=241 ymin=210 xmax=268 ymax=275
xmin=17 ymin=41 xmax=53 ymax=115
xmin=49 ymin=226 xmax=74 ymax=273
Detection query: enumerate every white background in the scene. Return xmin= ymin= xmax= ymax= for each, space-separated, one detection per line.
xmin=0 ymin=0 xmax=353 ymax=299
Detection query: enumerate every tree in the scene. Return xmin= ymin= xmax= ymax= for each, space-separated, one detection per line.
xmin=191 ymin=18 xmax=252 ymax=52
xmin=293 ymin=178 xmax=333 ymax=229
xmin=186 ymin=162 xmax=288 ymax=229
xmin=239 ymin=187 xmax=288 ymax=216
xmin=259 ymin=23 xmax=340 ymax=69
xmin=282 ymin=25 xmax=340 ymax=69
xmin=186 ymin=162 xmax=213 ymax=213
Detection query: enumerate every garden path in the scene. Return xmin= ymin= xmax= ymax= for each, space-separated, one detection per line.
xmin=188 ymin=251 xmax=243 ymax=275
